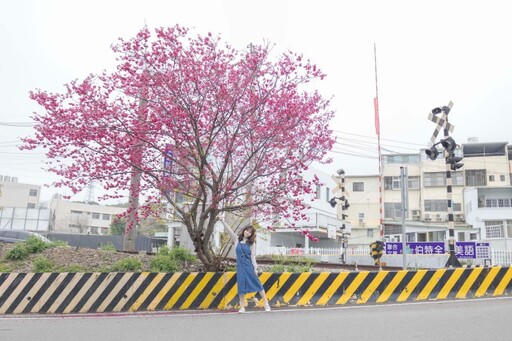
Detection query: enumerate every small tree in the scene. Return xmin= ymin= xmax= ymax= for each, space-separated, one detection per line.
xmin=22 ymin=25 xmax=335 ymax=270
xmin=110 ymin=218 xmax=126 ymax=235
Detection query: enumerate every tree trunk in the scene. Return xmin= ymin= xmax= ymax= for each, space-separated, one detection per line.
xmin=123 ymin=168 xmax=141 ymax=252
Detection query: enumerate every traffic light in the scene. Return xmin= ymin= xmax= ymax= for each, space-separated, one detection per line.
xmin=369 ymin=241 xmax=384 ymax=266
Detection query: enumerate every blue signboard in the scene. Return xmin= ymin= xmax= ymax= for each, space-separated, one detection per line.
xmin=455 ymin=242 xmax=490 ymax=259
xmin=385 ymin=241 xmax=491 ymax=259
xmin=385 ymin=242 xmax=445 ymax=255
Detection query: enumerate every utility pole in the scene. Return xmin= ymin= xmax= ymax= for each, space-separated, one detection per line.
xmin=400 ymin=166 xmax=408 ymax=269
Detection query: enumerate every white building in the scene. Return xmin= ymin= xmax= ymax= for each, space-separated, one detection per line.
xmin=0 ymin=176 xmax=50 ymax=231
xmin=0 ymin=175 xmax=41 ymax=208
xmin=50 ymin=195 xmax=127 ymax=235
xmin=255 ymin=166 xmax=344 ymax=256
xmin=343 ymin=140 xmax=512 ymax=251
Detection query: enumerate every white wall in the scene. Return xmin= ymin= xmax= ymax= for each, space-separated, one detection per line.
xmin=0 ymin=178 xmax=41 ymax=208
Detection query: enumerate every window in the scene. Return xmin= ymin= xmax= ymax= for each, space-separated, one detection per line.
xmin=384 ymin=203 xmax=407 ymax=219
xmin=489 ymin=175 xmax=495 ymax=182
xmin=485 ymin=222 xmax=503 ymax=238
xmin=424 ymin=172 xmax=445 ymax=187
xmin=452 ymin=203 xmax=462 ymax=212
xmin=353 ymin=182 xmax=364 ymax=192
xmin=358 ymin=213 xmax=365 ymax=219
xmin=507 ymin=220 xmax=512 ymax=239
xmin=92 ymin=213 xmax=100 ymax=219
xmin=384 ymin=154 xmax=420 ymax=164
xmin=384 ymin=176 xmax=403 ymax=190
xmin=486 ymin=199 xmax=497 ymax=207
xmin=498 ymin=199 xmax=509 ymax=207
xmin=457 ymin=232 xmax=465 ymax=241
xmin=452 ymin=171 xmax=464 ymax=186
xmin=102 ymin=214 xmax=111 ymax=220
xmin=367 ymin=229 xmax=374 ymax=238
xmin=71 ymin=210 xmax=83 ymax=215
xmin=325 ymin=187 xmax=330 ymax=202
xmin=466 ymin=169 xmax=487 ymax=186
xmin=424 ymin=200 xmax=447 ymax=211
xmin=408 ymin=176 xmax=420 ymax=189
xmin=500 ymin=175 xmax=506 ymax=182
xmin=315 ymin=185 xmax=321 ymax=199
xmin=384 ymin=177 xmax=393 ymax=190
xmin=27 ymin=203 xmax=36 ymax=209
xmin=470 ymin=233 xmax=478 ymax=240
xmin=29 ymin=189 xmax=38 ymax=197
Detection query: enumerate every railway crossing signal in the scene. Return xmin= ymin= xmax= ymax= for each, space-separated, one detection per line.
xmin=426 ymin=101 xmax=462 ymax=268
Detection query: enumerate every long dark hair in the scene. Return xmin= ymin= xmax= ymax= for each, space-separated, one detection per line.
xmin=238 ymin=225 xmax=256 ymax=245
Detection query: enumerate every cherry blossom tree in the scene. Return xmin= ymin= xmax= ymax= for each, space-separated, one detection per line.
xmin=22 ymin=25 xmax=335 ymax=270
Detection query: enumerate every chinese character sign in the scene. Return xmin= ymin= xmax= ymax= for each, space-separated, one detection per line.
xmin=385 ymin=242 xmax=490 ymax=258
xmin=385 ymin=242 xmax=445 ymax=255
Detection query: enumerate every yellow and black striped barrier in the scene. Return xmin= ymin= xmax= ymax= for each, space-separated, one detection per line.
xmin=0 ymin=267 xmax=511 ymax=314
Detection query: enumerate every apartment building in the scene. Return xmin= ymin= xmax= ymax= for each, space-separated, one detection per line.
xmin=343 ymin=140 xmax=511 ymax=249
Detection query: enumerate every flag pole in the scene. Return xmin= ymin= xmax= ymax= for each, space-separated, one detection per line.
xmin=374 ymin=43 xmax=384 ymax=243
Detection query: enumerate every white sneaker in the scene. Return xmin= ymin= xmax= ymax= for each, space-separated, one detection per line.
xmin=238 ymin=307 xmax=245 ymax=313
xmin=264 ymin=303 xmax=271 ymax=312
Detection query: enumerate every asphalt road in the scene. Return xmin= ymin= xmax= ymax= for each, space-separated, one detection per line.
xmin=1 ymin=297 xmax=511 ymax=341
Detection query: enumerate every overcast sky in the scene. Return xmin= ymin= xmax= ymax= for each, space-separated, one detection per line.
xmin=1 ymin=0 xmax=511 ymax=203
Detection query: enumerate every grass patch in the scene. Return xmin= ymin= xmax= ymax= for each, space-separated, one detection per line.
xmin=32 ymin=256 xmax=53 ymax=272
xmin=150 ymin=246 xmax=196 ymax=272
xmin=269 ymin=255 xmax=314 ymax=273
xmin=111 ymin=258 xmax=142 ymax=272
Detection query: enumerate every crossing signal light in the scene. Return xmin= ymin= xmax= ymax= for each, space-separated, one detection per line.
xmin=369 ymin=241 xmax=384 ymax=266
xmin=425 ymin=146 xmax=440 ymax=160
xmin=446 ymin=154 xmax=464 ymax=171
xmin=441 ymin=137 xmax=457 ymax=153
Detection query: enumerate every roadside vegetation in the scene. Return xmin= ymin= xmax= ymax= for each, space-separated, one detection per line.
xmin=0 ymin=237 xmax=198 ymax=273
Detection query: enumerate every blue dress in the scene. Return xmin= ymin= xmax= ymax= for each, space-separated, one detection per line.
xmin=236 ymin=242 xmax=264 ymax=294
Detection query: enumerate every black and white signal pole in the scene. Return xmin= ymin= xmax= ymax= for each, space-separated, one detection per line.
xmin=426 ymin=101 xmax=463 ymax=268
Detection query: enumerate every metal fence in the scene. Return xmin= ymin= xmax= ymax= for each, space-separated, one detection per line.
xmin=260 ymin=246 xmax=341 ymax=256
xmin=491 ymin=249 xmax=512 ymax=266
xmin=0 ymin=207 xmax=50 ymax=231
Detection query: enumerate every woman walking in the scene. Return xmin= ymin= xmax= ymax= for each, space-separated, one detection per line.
xmin=217 ymin=216 xmax=271 ymax=313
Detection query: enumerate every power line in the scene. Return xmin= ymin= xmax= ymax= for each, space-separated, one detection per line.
xmin=333 ymin=130 xmax=426 ymax=147
xmin=0 ymin=122 xmax=35 ymax=127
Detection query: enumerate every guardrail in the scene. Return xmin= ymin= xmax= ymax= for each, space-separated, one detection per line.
xmin=1 ymin=266 xmax=511 ymax=315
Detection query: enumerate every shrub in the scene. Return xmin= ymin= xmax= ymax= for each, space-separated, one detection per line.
xmin=150 ymin=255 xmax=179 ymax=272
xmin=0 ymin=261 xmax=12 ymax=272
xmin=111 ymin=257 xmax=142 ymax=272
xmin=5 ymin=244 xmax=30 ymax=260
xmin=24 ymin=236 xmax=49 ymax=253
xmin=33 ymin=256 xmax=53 ymax=272
xmin=169 ymin=246 xmax=196 ymax=263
